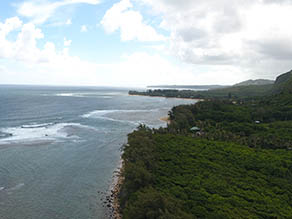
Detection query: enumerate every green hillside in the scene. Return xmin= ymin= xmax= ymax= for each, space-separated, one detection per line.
xmin=120 ymin=70 xmax=292 ymax=218
xmin=234 ymin=79 xmax=274 ymax=86
xmin=130 ymin=70 xmax=292 ymax=100
xmin=273 ymin=70 xmax=292 ymax=94
xmin=129 ymin=84 xmax=273 ymax=99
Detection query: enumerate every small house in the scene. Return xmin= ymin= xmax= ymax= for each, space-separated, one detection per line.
xmin=190 ymin=126 xmax=200 ymax=132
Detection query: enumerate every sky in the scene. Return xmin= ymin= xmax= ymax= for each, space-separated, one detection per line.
xmin=0 ymin=0 xmax=292 ymax=87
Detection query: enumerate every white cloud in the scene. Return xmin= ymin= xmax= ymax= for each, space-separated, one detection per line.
xmin=64 ymin=37 xmax=72 ymax=46
xmin=0 ymin=17 xmax=23 ymax=58
xmin=16 ymin=0 xmax=100 ymax=24
xmin=101 ymin=0 xmax=166 ymax=42
xmin=15 ymin=23 xmax=44 ymax=62
xmin=137 ymin=0 xmax=292 ymax=78
xmin=81 ymin=25 xmax=88 ymax=32
xmin=4 ymin=0 xmax=292 ymax=87
xmin=0 ymin=16 xmax=74 ymax=65
xmin=66 ymin=19 xmax=72 ymax=25
xmin=0 ymin=49 xmax=247 ymax=87
xmin=111 ymin=52 xmax=248 ymax=86
xmin=0 ymin=18 xmax=249 ymax=86
xmin=0 ymin=17 xmax=244 ymax=87
xmin=0 ymin=17 xmax=46 ymax=62
xmin=0 ymin=17 xmax=183 ymax=87
xmin=0 ymin=16 xmax=22 ymax=36
xmin=0 ymin=17 xmax=101 ymax=86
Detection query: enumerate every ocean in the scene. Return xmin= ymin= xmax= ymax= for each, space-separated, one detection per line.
xmin=0 ymin=85 xmax=196 ymax=219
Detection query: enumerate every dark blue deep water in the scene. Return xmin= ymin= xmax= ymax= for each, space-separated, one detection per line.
xmin=0 ymin=85 xmax=196 ymax=219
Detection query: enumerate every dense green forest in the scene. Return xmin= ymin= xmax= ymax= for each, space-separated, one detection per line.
xmin=119 ymin=70 xmax=292 ymax=218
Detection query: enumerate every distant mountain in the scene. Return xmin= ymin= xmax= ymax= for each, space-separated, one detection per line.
xmin=147 ymin=85 xmax=229 ymax=90
xmin=273 ymin=70 xmax=292 ymax=94
xmin=233 ymin=79 xmax=274 ymax=87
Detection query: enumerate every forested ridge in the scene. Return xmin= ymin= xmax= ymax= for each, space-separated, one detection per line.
xmin=129 ymin=84 xmax=273 ymax=100
xmin=119 ymin=70 xmax=292 ymax=218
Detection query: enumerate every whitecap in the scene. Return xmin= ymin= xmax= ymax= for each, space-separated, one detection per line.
xmin=56 ymin=93 xmax=76 ymax=97
xmin=55 ymin=93 xmax=113 ymax=98
xmin=82 ymin=110 xmax=120 ymax=118
xmin=82 ymin=109 xmax=155 ymax=118
xmin=81 ymin=109 xmax=160 ymax=126
xmin=21 ymin=122 xmax=54 ymax=129
xmin=0 ymin=123 xmax=96 ymax=145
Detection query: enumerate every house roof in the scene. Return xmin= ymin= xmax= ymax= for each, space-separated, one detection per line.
xmin=190 ymin=126 xmax=200 ymax=131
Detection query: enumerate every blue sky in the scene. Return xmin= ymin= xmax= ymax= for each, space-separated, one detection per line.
xmin=1 ymin=0 xmax=292 ymax=87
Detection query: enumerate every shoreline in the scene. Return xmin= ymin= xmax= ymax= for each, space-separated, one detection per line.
xmin=111 ymin=116 xmax=170 ymax=218
xmin=109 ymin=158 xmax=124 ymax=219
xmin=160 ymin=116 xmax=170 ymax=124
xmin=110 ymin=116 xmax=169 ymax=218
xmin=110 ymin=98 xmax=199 ymax=217
xmin=112 ymin=161 xmax=124 ymax=219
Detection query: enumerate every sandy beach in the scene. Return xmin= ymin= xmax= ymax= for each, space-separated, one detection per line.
xmin=160 ymin=116 xmax=170 ymax=124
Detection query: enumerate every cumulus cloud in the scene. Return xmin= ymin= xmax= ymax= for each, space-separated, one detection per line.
xmin=81 ymin=25 xmax=88 ymax=32
xmin=0 ymin=17 xmax=22 ymax=58
xmin=0 ymin=16 xmax=103 ymax=86
xmin=0 ymin=17 xmax=194 ymax=87
xmin=101 ymin=0 xmax=166 ymax=42
xmin=4 ymin=0 xmax=292 ymax=86
xmin=16 ymin=0 xmax=100 ymax=24
xmin=0 ymin=17 xmax=242 ymax=86
xmin=0 ymin=16 xmax=74 ymax=64
xmin=0 ymin=18 xmax=247 ymax=86
xmin=137 ymin=0 xmax=292 ymax=78
xmin=0 ymin=17 xmax=44 ymax=62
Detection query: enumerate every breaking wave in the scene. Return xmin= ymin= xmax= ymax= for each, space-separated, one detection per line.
xmin=0 ymin=122 xmax=95 ymax=145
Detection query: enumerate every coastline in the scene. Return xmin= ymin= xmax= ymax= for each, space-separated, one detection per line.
xmin=111 ymin=158 xmax=124 ymax=219
xmin=110 ymin=159 xmax=124 ymax=219
xmin=111 ymin=115 xmax=169 ymax=218
xmin=110 ymin=99 xmax=196 ymax=218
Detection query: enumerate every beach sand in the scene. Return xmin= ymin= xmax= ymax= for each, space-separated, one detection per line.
xmin=160 ymin=116 xmax=170 ymax=124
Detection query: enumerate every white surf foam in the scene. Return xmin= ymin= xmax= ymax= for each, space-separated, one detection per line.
xmin=55 ymin=93 xmax=113 ymax=99
xmin=21 ymin=122 xmax=55 ymax=129
xmin=0 ymin=122 xmax=93 ymax=145
xmin=82 ymin=109 xmax=154 ymax=118
xmin=81 ymin=109 xmax=159 ymax=126
xmin=82 ymin=110 xmax=120 ymax=118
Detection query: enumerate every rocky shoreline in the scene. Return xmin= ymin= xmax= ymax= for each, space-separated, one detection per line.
xmin=111 ymin=165 xmax=123 ymax=219
xmin=101 ymin=159 xmax=124 ymax=219
xmin=104 ymin=113 xmax=171 ymax=218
